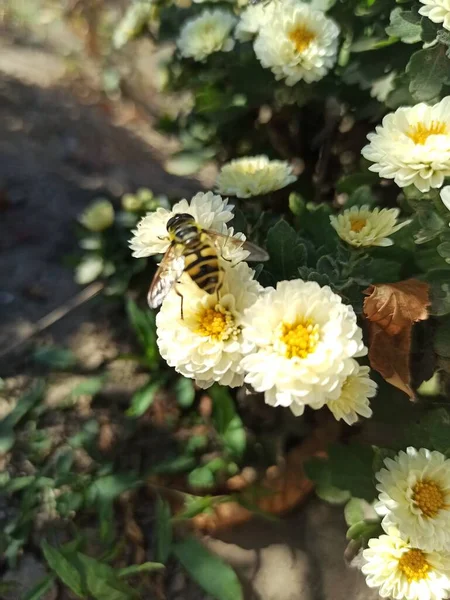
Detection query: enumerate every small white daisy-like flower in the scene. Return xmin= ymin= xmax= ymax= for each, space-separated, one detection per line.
xmin=156 ymin=260 xmax=262 ymax=388
xmin=235 ymin=2 xmax=275 ymax=42
xmin=362 ymin=529 xmax=450 ymax=600
xmin=129 ymin=191 xmax=235 ymax=258
xmin=241 ymin=280 xmax=367 ymax=415
xmin=177 ymin=10 xmax=236 ymax=62
xmin=419 ymin=0 xmax=450 ymax=31
xmin=362 ymin=98 xmax=450 ymax=193
xmin=326 ymin=360 xmax=376 ymax=426
xmin=253 ymin=2 xmax=339 ymax=86
xmin=375 ymin=447 xmax=450 ymax=553
xmin=330 ymin=205 xmax=410 ymax=248
xmin=215 ymin=155 xmax=297 ymax=198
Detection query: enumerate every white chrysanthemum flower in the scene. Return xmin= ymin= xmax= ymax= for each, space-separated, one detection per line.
xmin=362 ymin=98 xmax=450 ymax=193
xmin=362 ymin=529 xmax=450 ymax=600
xmin=253 ymin=2 xmax=339 ymax=86
xmin=375 ymin=448 xmax=450 ymax=553
xmin=241 ymin=280 xmax=367 ymax=415
xmin=156 ymin=260 xmax=262 ymax=388
xmin=419 ymin=0 xmax=450 ymax=31
xmin=330 ymin=205 xmax=410 ymax=248
xmin=440 ymin=186 xmax=450 ymax=211
xmin=326 ymin=360 xmax=376 ymax=426
xmin=235 ymin=2 xmax=275 ymax=41
xmin=129 ymin=191 xmax=236 ymax=256
xmin=177 ymin=10 xmax=236 ymax=62
xmin=215 ymin=155 xmax=297 ymax=198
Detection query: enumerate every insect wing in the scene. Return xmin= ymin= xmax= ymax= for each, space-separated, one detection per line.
xmin=206 ymin=230 xmax=269 ymax=262
xmin=148 ymin=245 xmax=185 ymax=309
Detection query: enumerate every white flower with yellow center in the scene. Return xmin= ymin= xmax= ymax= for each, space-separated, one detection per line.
xmin=330 ymin=205 xmax=410 ymax=248
xmin=419 ymin=0 xmax=450 ymax=31
xmin=375 ymin=448 xmax=450 ymax=553
xmin=215 ymin=155 xmax=297 ymax=198
xmin=129 ymin=191 xmax=244 ymax=259
xmin=156 ymin=260 xmax=262 ymax=388
xmin=326 ymin=360 xmax=376 ymax=426
xmin=241 ymin=280 xmax=366 ymax=415
xmin=362 ymin=98 xmax=450 ymax=192
xmin=177 ymin=10 xmax=236 ymax=62
xmin=362 ymin=529 xmax=450 ymax=600
xmin=253 ymin=2 xmax=340 ymax=86
xmin=235 ymin=2 xmax=275 ymax=42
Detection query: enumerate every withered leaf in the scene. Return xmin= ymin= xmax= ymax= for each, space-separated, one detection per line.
xmin=363 ymin=279 xmax=430 ymax=398
xmin=190 ymin=416 xmax=340 ymax=533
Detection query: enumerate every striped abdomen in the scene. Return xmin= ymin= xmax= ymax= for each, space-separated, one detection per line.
xmin=183 ymin=234 xmax=222 ymax=295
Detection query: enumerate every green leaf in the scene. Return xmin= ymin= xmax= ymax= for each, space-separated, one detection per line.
xmin=407 ymin=44 xmax=450 ymax=101
xmin=173 ymin=495 xmax=228 ymax=521
xmin=148 ymin=454 xmax=196 ymax=475
xmin=126 ymin=298 xmax=158 ymax=364
xmin=0 ymin=380 xmax=45 ymax=437
xmin=70 ymin=376 xmax=106 ymax=399
xmin=403 ymin=408 xmax=450 ymax=454
xmin=425 ymin=270 xmax=450 ymax=316
xmin=434 ymin=318 xmax=450 ymax=358
xmin=174 ymin=377 xmax=195 ymax=408
xmin=33 ymin=346 xmax=77 ymax=369
xmin=346 ymin=520 xmax=382 ymax=541
xmin=386 ymin=8 xmax=422 ymax=43
xmin=0 ymin=429 xmax=15 ymax=454
xmin=76 ymin=553 xmax=138 ymax=600
xmin=126 ymin=382 xmax=159 ymax=417
xmin=155 ymin=496 xmax=173 ymax=563
xmin=264 ymin=220 xmax=307 ymax=282
xmin=22 ymin=575 xmax=56 ymax=600
xmin=173 ymin=537 xmax=243 ymax=600
xmin=328 ymin=444 xmax=377 ymax=502
xmin=344 ymin=498 xmax=366 ymax=527
xmin=188 ymin=466 xmax=215 ymax=490
xmin=316 ymin=484 xmax=351 ymax=505
xmin=117 ymin=562 xmax=165 ymax=578
xmin=87 ymin=473 xmax=141 ymax=504
xmin=336 ymin=173 xmax=378 ymax=194
xmin=165 ymin=150 xmax=214 ymax=176
xmin=41 ymin=541 xmax=85 ymax=598
xmin=288 ymin=193 xmax=306 ymax=217
xmin=209 ymin=385 xmax=246 ymax=459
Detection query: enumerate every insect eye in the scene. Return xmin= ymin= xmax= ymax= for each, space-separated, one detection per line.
xmin=167 ymin=213 xmax=193 ymax=230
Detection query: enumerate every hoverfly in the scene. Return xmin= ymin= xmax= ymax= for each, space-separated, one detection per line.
xmin=148 ymin=213 xmax=268 ymax=318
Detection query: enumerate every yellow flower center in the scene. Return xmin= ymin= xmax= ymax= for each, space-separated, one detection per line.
xmin=407 ymin=121 xmax=447 ymax=145
xmin=398 ymin=549 xmax=430 ymax=583
xmin=196 ymin=307 xmax=235 ymax=341
xmin=413 ymin=479 xmax=446 ymax=518
xmin=350 ymin=217 xmax=367 ymax=233
xmin=280 ymin=319 xmax=320 ymax=359
xmin=288 ymin=25 xmax=316 ymax=53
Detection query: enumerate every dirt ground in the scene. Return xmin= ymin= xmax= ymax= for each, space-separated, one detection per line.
xmin=0 ymin=17 xmax=378 ymax=600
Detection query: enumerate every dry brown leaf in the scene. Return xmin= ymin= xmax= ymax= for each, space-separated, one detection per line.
xmin=363 ymin=279 xmax=430 ymax=398
xmin=190 ymin=416 xmax=340 ymax=533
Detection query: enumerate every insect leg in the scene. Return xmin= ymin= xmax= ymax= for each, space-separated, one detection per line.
xmin=175 ymin=284 xmax=185 ymax=320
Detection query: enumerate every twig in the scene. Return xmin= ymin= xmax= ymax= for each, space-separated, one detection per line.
xmin=0 ymin=281 xmax=104 ymax=360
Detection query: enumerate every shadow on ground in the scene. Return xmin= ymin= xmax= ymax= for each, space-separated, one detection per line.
xmin=0 ymin=74 xmax=200 ymax=368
